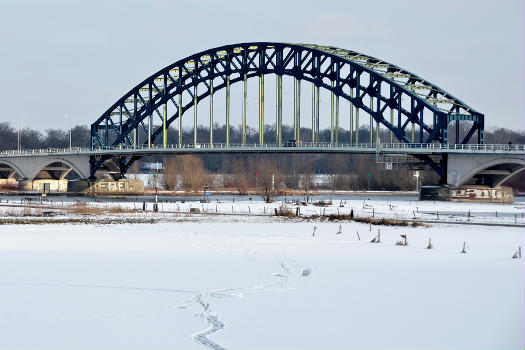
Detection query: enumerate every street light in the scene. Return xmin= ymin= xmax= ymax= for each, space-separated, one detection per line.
xmin=413 ymin=171 xmax=420 ymax=192
xmin=65 ymin=115 xmax=72 ymax=149
xmin=14 ymin=117 xmax=22 ymax=152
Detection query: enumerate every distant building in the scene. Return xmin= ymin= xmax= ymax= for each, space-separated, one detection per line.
xmin=141 ymin=162 xmax=163 ymax=173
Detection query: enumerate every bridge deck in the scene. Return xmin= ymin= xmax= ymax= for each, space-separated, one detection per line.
xmin=0 ymin=143 xmax=523 ymax=158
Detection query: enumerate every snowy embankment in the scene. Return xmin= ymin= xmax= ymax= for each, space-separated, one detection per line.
xmin=0 ymin=196 xmax=524 ymax=226
xmin=0 ymin=217 xmax=524 ymax=348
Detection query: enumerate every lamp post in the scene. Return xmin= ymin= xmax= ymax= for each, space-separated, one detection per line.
xmin=413 ymin=171 xmax=420 ymax=192
xmin=154 ymin=161 xmax=159 ymax=211
xmin=65 ymin=115 xmax=72 ymax=149
xmin=16 ymin=117 xmax=22 ymax=152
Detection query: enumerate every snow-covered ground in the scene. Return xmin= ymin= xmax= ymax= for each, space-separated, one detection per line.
xmin=0 ymin=198 xmax=524 ymax=348
xmin=1 ymin=196 xmax=524 ymax=226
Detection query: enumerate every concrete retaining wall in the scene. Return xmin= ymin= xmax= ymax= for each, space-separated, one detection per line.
xmin=86 ymin=179 xmax=144 ymax=195
xmin=0 ymin=179 xmax=17 ymax=186
xmin=19 ymin=179 xmax=68 ymax=192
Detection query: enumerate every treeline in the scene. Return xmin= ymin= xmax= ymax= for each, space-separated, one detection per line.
xmin=1 ymin=121 xmax=524 ymax=151
xmin=0 ymin=123 xmax=91 ymax=150
xmin=158 ymin=153 xmax=441 ymax=192
xmin=157 ymin=152 xmax=524 ymax=192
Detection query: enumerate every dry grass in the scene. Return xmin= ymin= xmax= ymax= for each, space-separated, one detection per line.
xmin=67 ymin=201 xmax=135 ymax=215
xmin=312 ymin=200 xmax=333 ymax=207
xmin=0 ymin=217 xmax=156 ymax=225
xmin=305 ymin=213 xmax=424 ymax=227
xmin=106 ymin=205 xmax=135 ymax=214
xmin=69 ymin=201 xmax=104 ymax=215
xmin=275 ymin=204 xmax=295 ymax=218
xmin=353 ymin=215 xmax=424 ymax=227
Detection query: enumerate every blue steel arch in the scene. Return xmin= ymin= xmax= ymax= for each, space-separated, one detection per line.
xmin=90 ymin=42 xmax=484 ymax=178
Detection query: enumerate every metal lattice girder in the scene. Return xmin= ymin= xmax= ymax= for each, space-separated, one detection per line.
xmin=90 ymin=42 xmax=484 ymax=178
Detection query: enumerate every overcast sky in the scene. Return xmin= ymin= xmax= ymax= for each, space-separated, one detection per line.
xmin=0 ymin=0 xmax=523 ymax=132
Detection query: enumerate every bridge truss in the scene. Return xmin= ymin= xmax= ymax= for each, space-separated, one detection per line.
xmin=90 ymin=42 xmax=484 ymax=180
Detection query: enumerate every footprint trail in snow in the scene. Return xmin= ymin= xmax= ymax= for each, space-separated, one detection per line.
xmin=191 ymin=294 xmax=227 ymax=350
xmin=188 ymin=255 xmax=311 ymax=350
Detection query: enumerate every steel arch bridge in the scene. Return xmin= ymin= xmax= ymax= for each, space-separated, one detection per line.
xmin=90 ymin=42 xmax=484 ymax=180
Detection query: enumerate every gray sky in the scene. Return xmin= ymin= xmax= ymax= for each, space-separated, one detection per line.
xmin=0 ymin=0 xmax=523 ymax=131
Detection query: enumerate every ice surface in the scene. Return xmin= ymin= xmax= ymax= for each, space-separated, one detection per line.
xmin=0 ymin=208 xmax=524 ymax=348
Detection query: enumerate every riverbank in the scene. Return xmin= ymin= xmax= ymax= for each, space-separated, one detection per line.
xmin=1 ymin=195 xmax=523 ymax=227
xmin=0 ymin=188 xmax=419 ymax=198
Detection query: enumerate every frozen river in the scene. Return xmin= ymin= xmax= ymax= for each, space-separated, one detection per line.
xmin=0 ymin=199 xmax=523 ymax=349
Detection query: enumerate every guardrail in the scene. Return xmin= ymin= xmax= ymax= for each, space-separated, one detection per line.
xmin=1 ymin=143 xmax=524 ymax=156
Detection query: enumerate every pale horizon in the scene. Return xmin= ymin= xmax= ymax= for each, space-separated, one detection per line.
xmin=0 ymin=0 xmax=523 ymax=132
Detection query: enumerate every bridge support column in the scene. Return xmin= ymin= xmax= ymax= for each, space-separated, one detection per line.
xmin=355 ymin=103 xmax=359 ymax=145
xmin=294 ymin=78 xmax=300 ymax=141
xmin=331 ymin=82 xmax=334 ymax=145
xmin=148 ymin=83 xmax=152 ymax=148
xmin=226 ymin=76 xmax=230 ymax=147
xmin=276 ymin=74 xmax=282 ymax=146
xmin=194 ymin=85 xmax=198 ymax=145
xmin=210 ymin=79 xmax=214 ymax=147
xmin=369 ymin=97 xmax=373 ymax=145
xmin=296 ymin=79 xmax=301 ymax=143
xmin=315 ymin=85 xmax=320 ymax=143
xmin=335 ymin=93 xmax=339 ymax=146
xmin=376 ymin=119 xmax=380 ymax=144
xmin=259 ymin=74 xmax=264 ymax=146
xmin=133 ymin=95 xmax=137 ymax=148
xmin=163 ymin=101 xmax=167 ymax=148
xmin=105 ymin=118 xmax=109 ymax=147
xmin=178 ymin=93 xmax=182 ymax=147
xmin=478 ymin=118 xmax=484 ymax=144
xmin=390 ymin=108 xmax=394 ymax=144
xmin=148 ymin=114 xmax=152 ymax=148
xmin=349 ymin=88 xmax=354 ymax=145
xmin=442 ymin=119 xmax=448 ymax=145
xmin=312 ymin=83 xmax=316 ymax=143
xmin=242 ymin=73 xmax=247 ymax=145
xmin=279 ymin=74 xmax=283 ymax=146
xmin=119 ymin=106 xmax=123 ymax=147
xmin=419 ymin=109 xmax=424 ymax=143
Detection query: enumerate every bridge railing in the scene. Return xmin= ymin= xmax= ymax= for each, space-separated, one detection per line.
xmin=0 ymin=147 xmax=90 ymax=155
xmin=1 ymin=143 xmax=524 ymax=155
xmin=91 ymin=142 xmax=525 ymax=152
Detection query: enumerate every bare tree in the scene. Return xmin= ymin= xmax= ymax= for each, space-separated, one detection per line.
xmin=127 ymin=161 xmax=141 ymax=180
xmin=256 ymin=158 xmax=282 ymax=193
xmin=301 ymin=160 xmax=315 ymax=190
xmin=232 ymin=159 xmax=249 ymax=193
xmin=162 ymin=156 xmax=178 ymax=190
xmin=178 ymin=155 xmax=208 ymax=191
